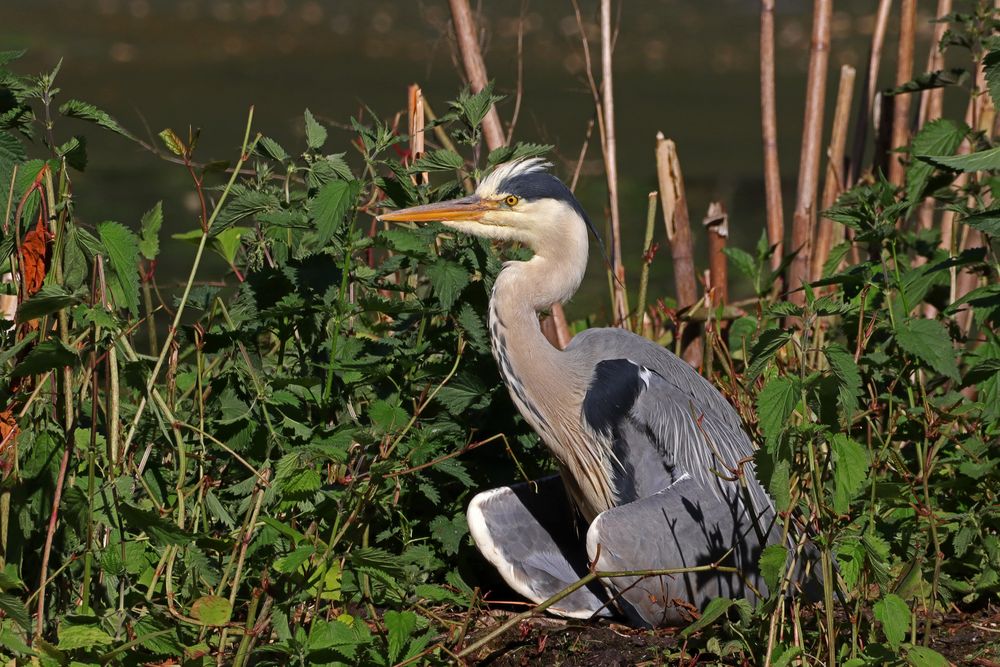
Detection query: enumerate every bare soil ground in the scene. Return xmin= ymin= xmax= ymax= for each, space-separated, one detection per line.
xmin=465 ymin=604 xmax=1000 ymax=666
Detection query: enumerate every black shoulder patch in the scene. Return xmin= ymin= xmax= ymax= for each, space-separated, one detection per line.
xmin=582 ymin=359 xmax=645 ymax=436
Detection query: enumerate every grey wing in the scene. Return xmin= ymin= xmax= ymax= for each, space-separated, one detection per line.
xmin=581 ymin=357 xmax=775 ymax=531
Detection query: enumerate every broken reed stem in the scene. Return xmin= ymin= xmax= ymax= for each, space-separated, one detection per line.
xmin=703 ymin=202 xmax=729 ymax=307
xmin=407 ymin=84 xmax=427 ymax=186
xmin=635 ymin=191 xmax=659 ymax=334
xmin=813 ymin=65 xmax=856 ymax=283
xmin=916 ymin=0 xmax=953 ymax=236
xmin=447 ymin=0 xmax=505 ymax=152
xmin=788 ymin=0 xmax=832 ymax=305
xmin=760 ymin=0 xmax=784 ymax=269
xmin=849 ymin=0 xmax=893 ymax=186
xmin=888 ymin=0 xmax=917 ymax=189
xmin=600 ymin=0 xmax=628 ymax=326
xmin=654 ymin=133 xmax=701 ymax=367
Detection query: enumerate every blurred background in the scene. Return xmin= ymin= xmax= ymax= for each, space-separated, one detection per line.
xmin=2 ymin=0 xmax=942 ymax=317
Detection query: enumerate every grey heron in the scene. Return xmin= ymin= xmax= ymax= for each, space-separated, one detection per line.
xmin=380 ymin=158 xmax=789 ymax=628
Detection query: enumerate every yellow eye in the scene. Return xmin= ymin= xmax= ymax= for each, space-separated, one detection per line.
xmin=504 ymin=195 xmax=520 ymax=207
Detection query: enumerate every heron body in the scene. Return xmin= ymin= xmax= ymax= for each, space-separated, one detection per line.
xmin=380 ymin=158 xmax=793 ymax=627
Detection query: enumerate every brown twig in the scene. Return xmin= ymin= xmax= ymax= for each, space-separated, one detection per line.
xmin=888 ymin=0 xmax=917 ymax=189
xmin=447 ymin=0 xmax=505 ymax=152
xmin=849 ymin=0 xmax=893 ymax=185
xmin=760 ymin=0 xmax=784 ymax=269
xmin=655 ymin=134 xmax=701 ymax=367
xmin=407 ymin=84 xmax=427 ymax=186
xmin=703 ymin=202 xmax=729 ymax=307
xmin=813 ymin=65 xmax=857 ymax=283
xmin=600 ymin=0 xmax=627 ymax=326
xmin=788 ymin=0 xmax=832 ymax=305
xmin=916 ymin=0 xmax=953 ymax=236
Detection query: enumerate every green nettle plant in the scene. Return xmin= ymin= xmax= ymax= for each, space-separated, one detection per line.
xmin=0 ymin=7 xmax=997 ymax=665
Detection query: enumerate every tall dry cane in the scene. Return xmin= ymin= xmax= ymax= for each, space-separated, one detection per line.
xmin=788 ymin=0 xmax=832 ymax=305
xmin=760 ymin=0 xmax=784 ymax=270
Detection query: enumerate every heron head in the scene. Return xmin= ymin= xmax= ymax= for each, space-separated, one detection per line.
xmin=378 ymin=157 xmax=598 ymax=252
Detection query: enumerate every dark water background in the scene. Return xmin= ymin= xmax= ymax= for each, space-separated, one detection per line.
xmin=2 ymin=0 xmax=946 ymax=320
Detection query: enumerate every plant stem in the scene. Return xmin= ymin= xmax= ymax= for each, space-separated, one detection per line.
xmin=760 ymin=0 xmax=785 ymax=270
xmin=634 ymin=191 xmax=658 ymax=334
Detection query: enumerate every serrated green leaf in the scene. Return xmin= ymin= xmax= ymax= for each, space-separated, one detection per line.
xmin=825 ymin=343 xmax=861 ymax=424
xmin=369 ymin=400 xmax=408 ymax=433
xmin=757 ymin=376 xmax=798 ymax=442
xmin=304 ymin=108 xmax=327 ymax=150
xmin=921 ymin=145 xmax=1000 ymax=172
xmin=425 ymin=260 xmax=468 ymax=311
xmin=57 ymin=623 xmax=113 ymax=650
xmin=11 ymin=339 xmax=79 ymax=378
xmin=212 ymin=226 xmax=248 ymax=265
xmin=886 ymin=68 xmax=968 ymax=96
xmin=831 ymin=435 xmax=868 ymax=514
xmin=97 ymin=220 xmax=141 ymax=314
xmin=274 ymin=545 xmax=315 ymax=574
xmin=430 ymin=515 xmax=467 ymax=555
xmin=960 ymin=208 xmax=1000 ymax=236
xmin=15 ymin=284 xmax=81 ymax=322
xmin=759 ymin=544 xmax=787 ymax=593
xmin=907 ymin=119 xmax=966 ymax=204
xmin=722 ymin=247 xmax=757 ymax=282
xmin=769 ymin=460 xmax=791 ymax=513
xmin=894 ymin=318 xmax=959 ymax=381
xmin=158 ymin=128 xmax=185 ymax=156
xmin=383 ymin=610 xmax=417 ymax=663
xmin=119 ymin=504 xmax=191 ymax=546
xmin=138 ymin=201 xmax=162 ymax=260
xmin=257 ymin=136 xmax=289 ymax=162
xmin=747 ymin=328 xmax=791 ymax=380
xmin=487 ymin=142 xmax=553 ymax=166
xmin=0 ymin=131 xmax=26 ymax=166
xmin=681 ymin=596 xmax=732 ymax=637
xmin=312 ymin=179 xmax=356 ymax=247
xmin=190 ymin=596 xmax=232 ymax=626
xmin=873 ymin=593 xmax=910 ymax=650
xmin=0 ymin=593 xmax=28 ymax=631
xmin=410 ymin=149 xmax=463 ymax=173
xmin=986 ymin=49 xmax=1000 ymax=108
xmin=906 ymin=646 xmax=949 ymax=667
xmin=58 ymin=99 xmax=134 ymax=139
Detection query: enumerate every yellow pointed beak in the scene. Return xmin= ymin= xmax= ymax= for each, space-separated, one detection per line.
xmin=377 ymin=195 xmax=497 ymax=223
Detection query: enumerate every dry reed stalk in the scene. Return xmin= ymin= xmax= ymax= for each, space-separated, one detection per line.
xmin=813 ymin=65 xmax=856 ymax=283
xmin=600 ymin=0 xmax=628 ymax=325
xmin=849 ymin=0 xmax=893 ymax=185
xmin=655 ymin=133 xmax=701 ymax=367
xmin=888 ymin=0 xmax=917 ymax=189
xmin=916 ymin=0 xmax=953 ymax=235
xmin=760 ymin=0 xmax=784 ymax=270
xmin=407 ymin=84 xmax=427 ymax=186
xmin=703 ymin=202 xmax=729 ymax=306
xmin=788 ymin=0 xmax=832 ymax=305
xmin=448 ymin=0 xmax=572 ymax=346
xmin=448 ymin=0 xmax=505 ymax=151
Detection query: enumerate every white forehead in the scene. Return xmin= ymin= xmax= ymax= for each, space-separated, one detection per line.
xmin=476 ymin=157 xmax=553 ymax=198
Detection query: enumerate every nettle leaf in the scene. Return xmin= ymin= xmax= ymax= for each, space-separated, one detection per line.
xmin=873 ymin=593 xmax=910 ymax=650
xmin=97 ymin=220 xmax=141 ymax=314
xmin=15 ymin=284 xmax=81 ymax=322
xmin=312 ymin=179 xmax=357 ymax=247
xmin=769 ymin=460 xmax=791 ymax=513
xmin=723 ymin=247 xmax=757 ymax=283
xmin=430 ymin=514 xmax=468 ymax=555
xmin=410 ymin=149 xmax=463 ymax=173
xmin=920 ymin=145 xmax=1000 ymax=172
xmin=119 ymin=504 xmax=192 ymax=546
xmin=424 ymin=260 xmax=469 ymax=311
xmin=831 ymin=435 xmax=868 ymax=514
xmin=304 ymin=108 xmax=327 ymax=150
xmin=257 ymin=136 xmax=289 ymax=162
xmin=190 ymin=596 xmax=232 ymax=627
xmin=825 ymin=344 xmax=861 ymax=424
xmin=0 ymin=130 xmax=26 ymax=165
xmin=139 ymin=201 xmax=163 ymax=260
xmin=759 ymin=544 xmax=787 ymax=593
xmin=747 ymin=328 xmax=791 ymax=380
xmin=11 ymin=339 xmax=79 ymax=378
xmin=894 ymin=318 xmax=959 ymax=381
xmin=906 ymin=646 xmax=950 ymax=667
xmin=757 ymin=376 xmax=798 ymax=442
xmin=960 ymin=208 xmax=1000 ymax=236
xmin=58 ymin=99 xmax=134 ymax=140
xmin=487 ymin=142 xmax=553 ymax=166
xmin=383 ymin=610 xmax=417 ymax=664
xmin=907 ymin=119 xmax=966 ymax=204
xmin=681 ymin=596 xmax=733 ymax=637
xmin=985 ymin=49 xmax=1000 ymax=108
xmin=369 ymin=400 xmax=408 ymax=433
xmin=886 ymin=67 xmax=968 ymax=96
xmin=158 ymin=128 xmax=185 ymax=156
xmin=0 ymin=593 xmax=28 ymax=631
xmin=436 ymin=372 xmax=489 ymax=414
